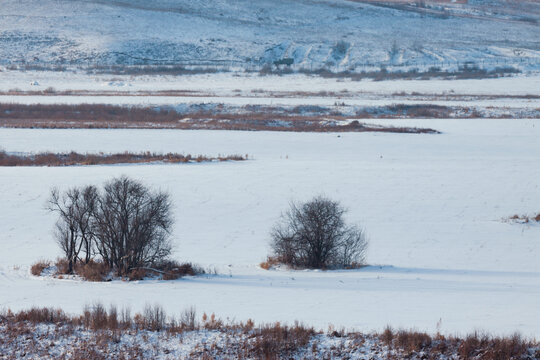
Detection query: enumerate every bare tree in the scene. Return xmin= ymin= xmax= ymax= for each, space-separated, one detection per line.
xmin=92 ymin=176 xmax=173 ymax=276
xmin=48 ymin=186 xmax=97 ymax=273
xmin=271 ymin=196 xmax=367 ymax=269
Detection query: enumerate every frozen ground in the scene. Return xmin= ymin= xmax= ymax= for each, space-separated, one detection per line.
xmin=0 ymin=119 xmax=539 ymax=337
xmin=2 ymin=71 xmax=540 ymax=96
xmin=0 ymin=0 xmax=539 ymax=71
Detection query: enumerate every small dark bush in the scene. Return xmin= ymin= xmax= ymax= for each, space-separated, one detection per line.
xmin=270 ymin=196 xmax=368 ymax=269
xmin=154 ymin=260 xmax=203 ymax=280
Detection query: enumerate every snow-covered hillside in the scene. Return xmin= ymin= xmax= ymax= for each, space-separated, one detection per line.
xmin=1 ymin=0 xmax=539 ymax=71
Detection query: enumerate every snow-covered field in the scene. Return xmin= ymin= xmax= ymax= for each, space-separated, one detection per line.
xmin=1 ymin=118 xmax=539 ymax=337
xmin=1 ymin=71 xmax=540 ymax=118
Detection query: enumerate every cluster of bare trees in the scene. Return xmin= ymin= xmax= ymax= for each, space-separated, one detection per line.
xmin=48 ymin=176 xmax=366 ymax=274
xmin=271 ymin=196 xmax=367 ymax=269
xmin=48 ymin=176 xmax=172 ymax=276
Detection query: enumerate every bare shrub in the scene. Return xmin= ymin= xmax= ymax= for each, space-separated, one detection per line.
xmin=381 ymin=326 xmax=394 ymax=346
xmin=180 ymin=306 xmax=197 ymax=330
xmin=107 ymin=305 xmax=119 ymax=331
xmin=87 ymin=303 xmax=109 ymax=330
xmin=140 ymin=304 xmax=167 ymax=331
xmin=30 ymin=260 xmax=50 ymax=276
xmin=270 ymin=196 xmax=368 ymax=269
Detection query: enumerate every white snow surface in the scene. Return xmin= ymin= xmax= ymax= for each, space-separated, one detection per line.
xmin=2 ymin=71 xmax=540 ymax=96
xmin=1 ymin=119 xmax=539 ymax=337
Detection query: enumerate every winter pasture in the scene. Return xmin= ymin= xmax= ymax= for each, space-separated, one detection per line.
xmin=0 ymin=70 xmax=539 ymax=339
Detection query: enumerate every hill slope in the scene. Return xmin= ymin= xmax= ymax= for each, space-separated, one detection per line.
xmin=1 ymin=0 xmax=539 ymax=71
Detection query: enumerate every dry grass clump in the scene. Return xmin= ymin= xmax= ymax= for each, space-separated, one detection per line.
xmin=507 ymin=213 xmax=540 ymax=223
xmin=0 ymin=150 xmax=245 ymax=167
xmin=54 ymin=258 xmax=70 ymax=275
xmin=74 ymin=260 xmax=111 ymax=282
xmin=14 ymin=307 xmax=69 ymax=324
xmin=380 ymin=327 xmax=432 ymax=352
xmin=395 ymin=329 xmax=432 ymax=352
xmin=260 ymin=256 xmax=282 ymax=270
xmin=30 ymin=260 xmax=50 ymax=276
xmin=248 ymin=322 xmax=315 ymax=359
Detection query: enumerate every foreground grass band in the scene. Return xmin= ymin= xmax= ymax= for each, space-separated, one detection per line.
xmin=0 ymin=305 xmax=538 ymax=360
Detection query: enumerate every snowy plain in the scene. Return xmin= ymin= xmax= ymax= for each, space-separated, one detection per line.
xmin=0 ymin=118 xmax=539 ymax=337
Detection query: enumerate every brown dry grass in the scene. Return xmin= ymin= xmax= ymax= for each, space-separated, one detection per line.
xmin=74 ymin=260 xmax=111 ymax=282
xmin=30 ymin=260 xmax=50 ymax=276
xmin=1 ymin=306 xmax=537 ymax=359
xmin=55 ymin=258 xmax=70 ymax=275
xmin=260 ymin=256 xmax=282 ymax=270
xmin=34 ymin=258 xmax=204 ymax=282
xmin=0 ymin=103 xmax=439 ymax=133
xmin=248 ymin=322 xmax=314 ymax=359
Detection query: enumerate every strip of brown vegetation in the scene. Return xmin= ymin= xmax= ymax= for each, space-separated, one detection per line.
xmin=0 ymin=306 xmax=538 ymax=359
xmin=0 ymin=103 xmax=439 ymax=133
xmin=0 ymin=150 xmax=245 ymax=167
xmin=34 ymin=258 xmax=205 ymax=282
